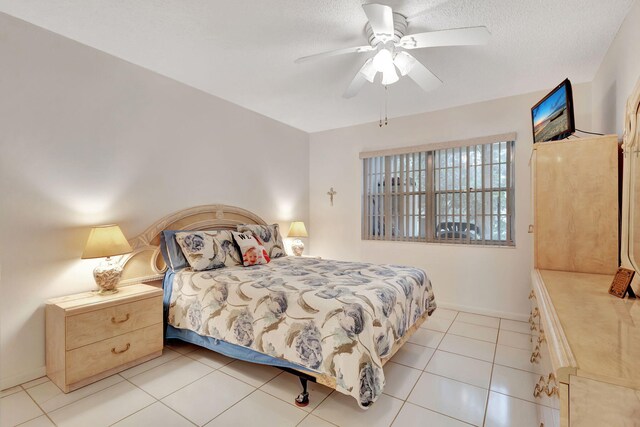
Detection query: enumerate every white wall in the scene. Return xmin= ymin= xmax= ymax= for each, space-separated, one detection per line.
xmin=309 ymin=85 xmax=592 ymax=320
xmin=592 ymin=0 xmax=640 ymax=135
xmin=0 ymin=14 xmax=309 ymax=389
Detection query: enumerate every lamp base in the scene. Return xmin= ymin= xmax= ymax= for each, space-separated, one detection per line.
xmin=93 ymin=257 xmax=122 ymax=295
xmin=291 ymin=239 xmax=305 ymax=256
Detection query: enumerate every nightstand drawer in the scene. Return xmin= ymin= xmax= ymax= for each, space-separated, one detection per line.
xmin=66 ymin=295 xmax=162 ymax=350
xmin=66 ymin=323 xmax=162 ymax=384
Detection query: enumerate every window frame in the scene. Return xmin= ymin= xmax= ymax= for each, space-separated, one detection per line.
xmin=361 ymin=135 xmax=516 ymax=247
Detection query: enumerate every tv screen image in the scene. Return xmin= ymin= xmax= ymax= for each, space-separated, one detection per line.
xmin=531 ymin=79 xmax=575 ymax=143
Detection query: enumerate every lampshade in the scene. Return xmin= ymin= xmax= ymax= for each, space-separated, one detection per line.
xmin=81 ymin=224 xmax=133 ymax=259
xmin=287 ymin=221 xmax=308 ymax=238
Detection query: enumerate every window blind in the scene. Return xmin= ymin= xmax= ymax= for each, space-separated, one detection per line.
xmin=362 ymin=136 xmax=515 ymax=246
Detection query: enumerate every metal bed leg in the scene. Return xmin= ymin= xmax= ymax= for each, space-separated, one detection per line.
xmin=295 ymin=377 xmax=310 ymax=407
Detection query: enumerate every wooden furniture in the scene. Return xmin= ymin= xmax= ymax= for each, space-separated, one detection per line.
xmin=533 ymin=135 xmax=619 ymax=274
xmin=46 ymin=284 xmax=163 ymax=392
xmin=530 ymin=270 xmax=640 ymax=427
xmin=117 ymin=204 xmax=431 ymax=393
xmin=621 ymin=76 xmax=640 ymax=294
xmin=530 ymin=92 xmax=640 ymax=425
xmin=118 ymin=204 xmax=269 ymax=286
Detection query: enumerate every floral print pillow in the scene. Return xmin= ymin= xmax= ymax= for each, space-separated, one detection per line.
xmin=174 ymin=230 xmax=241 ymax=271
xmin=232 ymin=231 xmax=270 ymax=266
xmin=237 ymin=224 xmax=287 ymax=258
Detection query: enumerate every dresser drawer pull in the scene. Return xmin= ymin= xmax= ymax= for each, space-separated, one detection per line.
xmin=533 ymin=375 xmax=546 ymax=397
xmin=530 ymin=346 xmax=541 ymax=363
xmin=528 ymin=290 xmax=536 ymax=300
xmin=543 ymin=372 xmax=558 ymax=397
xmin=111 ymin=314 xmax=130 ymax=324
xmin=533 ymin=373 xmax=558 ymax=398
xmin=111 ymin=343 xmax=131 ymax=355
xmin=544 ymin=385 xmax=559 ymax=397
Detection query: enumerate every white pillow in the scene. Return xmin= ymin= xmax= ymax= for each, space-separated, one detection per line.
xmin=232 ymin=231 xmax=270 ymax=266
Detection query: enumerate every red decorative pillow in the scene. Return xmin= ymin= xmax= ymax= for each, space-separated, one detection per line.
xmin=231 ymin=232 xmax=271 ymax=266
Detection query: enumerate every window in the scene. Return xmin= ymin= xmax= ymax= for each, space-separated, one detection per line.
xmin=362 ymin=136 xmax=515 ymax=246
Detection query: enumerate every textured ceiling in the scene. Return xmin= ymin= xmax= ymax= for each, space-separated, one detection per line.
xmin=0 ymin=0 xmax=634 ymax=132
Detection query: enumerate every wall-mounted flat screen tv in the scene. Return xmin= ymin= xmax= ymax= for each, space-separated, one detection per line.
xmin=531 ymin=78 xmax=575 ymax=143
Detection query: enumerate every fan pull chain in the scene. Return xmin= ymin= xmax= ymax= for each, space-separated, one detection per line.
xmin=379 ymin=86 xmax=383 ymax=127
xmin=385 ymin=85 xmax=388 ymax=126
xmin=379 ymin=86 xmax=389 ymax=127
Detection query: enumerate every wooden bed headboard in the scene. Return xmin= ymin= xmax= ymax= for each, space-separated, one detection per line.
xmin=118 ymin=204 xmax=268 ymax=286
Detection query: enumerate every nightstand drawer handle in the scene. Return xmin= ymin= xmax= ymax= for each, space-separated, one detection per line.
xmin=111 ymin=343 xmax=130 ymax=355
xmin=111 ymin=313 xmax=130 ymax=324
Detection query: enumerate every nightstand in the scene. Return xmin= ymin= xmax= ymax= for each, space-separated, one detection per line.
xmin=46 ymin=284 xmax=163 ymax=393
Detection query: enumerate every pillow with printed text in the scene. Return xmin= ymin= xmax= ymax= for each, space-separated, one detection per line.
xmin=232 ymin=231 xmax=271 ymax=266
xmin=236 ymin=224 xmax=287 ymax=258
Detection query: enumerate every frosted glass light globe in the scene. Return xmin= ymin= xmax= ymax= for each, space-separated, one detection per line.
xmin=372 ymin=49 xmax=394 ymax=72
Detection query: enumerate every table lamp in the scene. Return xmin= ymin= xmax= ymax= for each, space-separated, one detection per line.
xmin=287 ymin=221 xmax=308 ymax=256
xmin=81 ymin=224 xmax=132 ymax=294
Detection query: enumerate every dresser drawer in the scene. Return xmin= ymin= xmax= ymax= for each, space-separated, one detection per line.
xmin=66 ymin=295 xmax=162 ymax=350
xmin=66 ymin=323 xmax=162 ymax=384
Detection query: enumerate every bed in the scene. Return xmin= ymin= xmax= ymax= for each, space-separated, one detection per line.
xmin=118 ymin=204 xmax=436 ymax=408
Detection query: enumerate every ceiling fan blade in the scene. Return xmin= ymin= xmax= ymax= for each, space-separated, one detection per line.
xmin=362 ymin=3 xmax=395 ymax=42
xmin=295 ymin=45 xmax=374 ymax=64
xmin=402 ymin=56 xmax=443 ymax=92
xmin=404 ymin=0 xmax=452 ymax=22
xmin=343 ymin=73 xmax=367 ymax=99
xmin=397 ymin=26 xmax=490 ymax=49
xmin=343 ymin=59 xmax=376 ymax=98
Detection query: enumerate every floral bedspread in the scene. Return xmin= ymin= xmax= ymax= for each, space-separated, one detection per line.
xmin=167 ymin=257 xmax=436 ymax=408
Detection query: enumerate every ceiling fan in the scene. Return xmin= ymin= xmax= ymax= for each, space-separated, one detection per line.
xmin=295 ymin=3 xmax=490 ymax=98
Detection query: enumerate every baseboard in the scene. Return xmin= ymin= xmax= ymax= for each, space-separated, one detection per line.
xmin=436 ymin=302 xmax=529 ymax=323
xmin=0 ymin=366 xmax=46 ymax=391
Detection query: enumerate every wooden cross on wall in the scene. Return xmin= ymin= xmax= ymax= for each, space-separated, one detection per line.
xmin=327 ymin=187 xmax=337 ymax=207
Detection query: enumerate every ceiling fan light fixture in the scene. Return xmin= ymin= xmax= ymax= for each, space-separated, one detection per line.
xmin=372 ymin=48 xmax=394 ymax=72
xmin=297 ymin=3 xmax=491 ymax=98
xmin=393 ymin=51 xmax=417 ymax=76
xmin=359 ymin=58 xmax=377 ymax=83
xmin=381 ymin=66 xmax=399 ymax=85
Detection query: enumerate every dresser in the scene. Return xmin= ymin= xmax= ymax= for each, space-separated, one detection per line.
xmin=530 ymin=270 xmax=640 ymax=427
xmin=46 ymin=284 xmax=163 ymax=392
xmin=530 ymin=134 xmax=640 ymax=426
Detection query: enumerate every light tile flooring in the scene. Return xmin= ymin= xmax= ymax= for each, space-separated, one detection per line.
xmin=1 ymin=309 xmax=559 ymax=427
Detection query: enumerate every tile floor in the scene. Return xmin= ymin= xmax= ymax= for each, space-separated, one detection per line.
xmin=1 ymin=309 xmax=559 ymax=427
